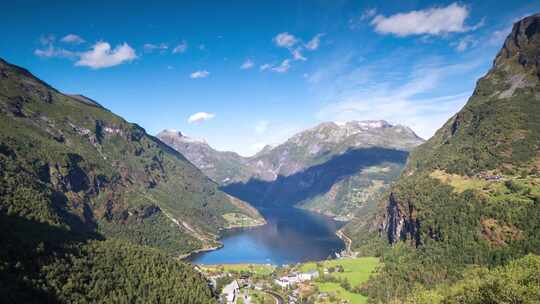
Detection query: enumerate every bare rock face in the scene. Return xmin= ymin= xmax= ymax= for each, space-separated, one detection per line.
xmin=496 ymin=13 xmax=540 ymax=71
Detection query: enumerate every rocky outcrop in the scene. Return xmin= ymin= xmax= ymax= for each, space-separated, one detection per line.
xmin=383 ymin=192 xmax=421 ymax=246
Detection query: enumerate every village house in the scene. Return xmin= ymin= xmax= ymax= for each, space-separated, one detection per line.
xmin=298 ymin=269 xmax=319 ymax=281
xmin=275 ymin=270 xmax=320 ymax=288
xmin=221 ymin=280 xmax=240 ymax=304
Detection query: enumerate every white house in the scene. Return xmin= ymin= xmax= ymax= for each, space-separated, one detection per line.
xmin=298 ymin=270 xmax=319 ymax=281
xmin=222 ymin=280 xmax=240 ymax=304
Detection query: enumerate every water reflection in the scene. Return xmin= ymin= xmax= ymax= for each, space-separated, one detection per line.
xmin=189 ymin=207 xmax=345 ymax=265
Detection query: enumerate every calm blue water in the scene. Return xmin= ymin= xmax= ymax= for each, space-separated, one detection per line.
xmin=189 ymin=207 xmax=345 ymax=265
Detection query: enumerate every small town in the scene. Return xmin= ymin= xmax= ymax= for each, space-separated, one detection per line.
xmin=197 ymin=256 xmax=379 ymax=304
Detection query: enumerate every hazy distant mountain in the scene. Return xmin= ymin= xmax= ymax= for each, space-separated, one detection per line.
xmin=159 ymin=120 xmax=424 ymax=217
xmin=157 ymin=129 xmax=251 ymax=184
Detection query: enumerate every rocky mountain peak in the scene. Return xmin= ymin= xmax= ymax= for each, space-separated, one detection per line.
xmin=496 ymin=13 xmax=540 ymax=70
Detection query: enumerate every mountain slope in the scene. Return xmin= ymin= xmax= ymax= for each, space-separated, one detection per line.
xmin=157 ymin=129 xmax=250 ymax=184
xmin=0 ymin=57 xmax=263 ymax=302
xmin=0 ymin=58 xmax=263 ymax=254
xmin=355 ymin=14 xmax=540 ymax=303
xmin=159 ymin=121 xmax=423 ymax=217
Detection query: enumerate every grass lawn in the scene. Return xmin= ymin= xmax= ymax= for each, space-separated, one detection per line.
xmin=318 ymin=282 xmax=367 ymax=304
xmin=248 ymin=290 xmax=275 ymax=304
xmin=430 ymin=169 xmax=489 ymax=193
xmin=299 ymin=257 xmax=380 ymax=303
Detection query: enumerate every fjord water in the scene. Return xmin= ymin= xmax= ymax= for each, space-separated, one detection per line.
xmin=190 ymin=207 xmax=346 ymax=265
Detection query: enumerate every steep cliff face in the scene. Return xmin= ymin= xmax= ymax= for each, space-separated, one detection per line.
xmin=380 ymin=13 xmax=540 ymax=248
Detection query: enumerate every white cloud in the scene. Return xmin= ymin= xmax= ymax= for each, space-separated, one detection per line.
xmin=260 ymin=63 xmax=272 ymax=71
xmin=316 ymin=58 xmax=484 ymax=139
xmin=305 ymin=33 xmax=324 ymax=50
xmin=173 ymin=41 xmax=188 ymax=53
xmin=271 ymin=59 xmax=291 ymax=73
xmin=240 ymin=59 xmax=255 ymax=69
xmin=188 ymin=112 xmax=215 ymax=124
xmin=61 ymin=34 xmax=85 ymax=44
xmin=292 ymin=48 xmax=306 ymax=61
xmin=190 ymin=70 xmax=210 ymax=79
xmin=454 ymin=35 xmax=478 ymax=52
xmin=371 ymin=3 xmax=476 ymax=37
xmin=144 ymin=43 xmax=168 ymax=53
xmin=274 ymin=32 xmax=298 ymax=48
xmin=75 ymin=42 xmax=136 ymax=69
xmin=255 ymin=120 xmax=269 ymax=134
xmin=34 ymin=45 xmax=75 ymax=58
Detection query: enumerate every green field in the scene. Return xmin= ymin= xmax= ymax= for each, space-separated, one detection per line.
xmin=299 ymin=257 xmax=380 ymax=303
xmin=201 ymin=263 xmax=275 ymax=276
xmin=317 ymin=282 xmax=367 ymax=303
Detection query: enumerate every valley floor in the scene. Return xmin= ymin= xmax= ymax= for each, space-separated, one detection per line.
xmin=199 ymin=256 xmax=379 ymax=304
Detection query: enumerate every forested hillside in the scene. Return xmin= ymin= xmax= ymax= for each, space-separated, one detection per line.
xmin=0 ymin=57 xmax=263 ymax=302
xmin=349 ymin=13 xmax=540 ymax=303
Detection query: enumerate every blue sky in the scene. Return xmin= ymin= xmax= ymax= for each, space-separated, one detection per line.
xmin=1 ymin=0 xmax=539 ymax=156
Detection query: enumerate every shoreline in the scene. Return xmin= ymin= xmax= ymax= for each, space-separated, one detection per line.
xmin=182 ymin=207 xmax=350 ymax=264
xmin=335 ymin=228 xmax=353 ymax=256
xmin=180 ymin=216 xmax=267 ymax=261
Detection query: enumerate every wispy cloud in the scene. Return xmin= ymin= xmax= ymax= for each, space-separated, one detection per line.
xmin=240 ymin=59 xmax=255 ymax=69
xmin=292 ymin=48 xmax=306 ymax=61
xmin=371 ymin=3 xmax=480 ymax=37
xmin=271 ymin=59 xmax=291 ymax=73
xmin=172 ymin=41 xmax=188 ymax=53
xmin=454 ymin=35 xmax=478 ymax=52
xmin=260 ymin=63 xmax=272 ymax=71
xmin=315 ymin=53 xmax=485 ymax=139
xmin=143 ymin=43 xmax=168 ymax=53
xmin=188 ymin=112 xmax=215 ymax=124
xmin=35 ymin=34 xmax=75 ymax=58
xmin=75 ymin=42 xmax=137 ymax=69
xmin=274 ymin=32 xmax=298 ymax=48
xmin=305 ymin=33 xmax=325 ymax=50
xmin=34 ymin=45 xmax=75 ymax=58
xmin=269 ymin=32 xmax=324 ymax=71
xmin=190 ymin=70 xmax=210 ymax=79
xmin=61 ymin=34 xmax=85 ymax=44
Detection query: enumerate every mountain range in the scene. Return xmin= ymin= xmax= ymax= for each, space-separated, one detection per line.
xmin=158 ymin=120 xmax=424 ymax=217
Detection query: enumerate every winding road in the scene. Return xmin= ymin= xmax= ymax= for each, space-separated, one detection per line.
xmin=263 ymin=290 xmax=284 ymax=304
